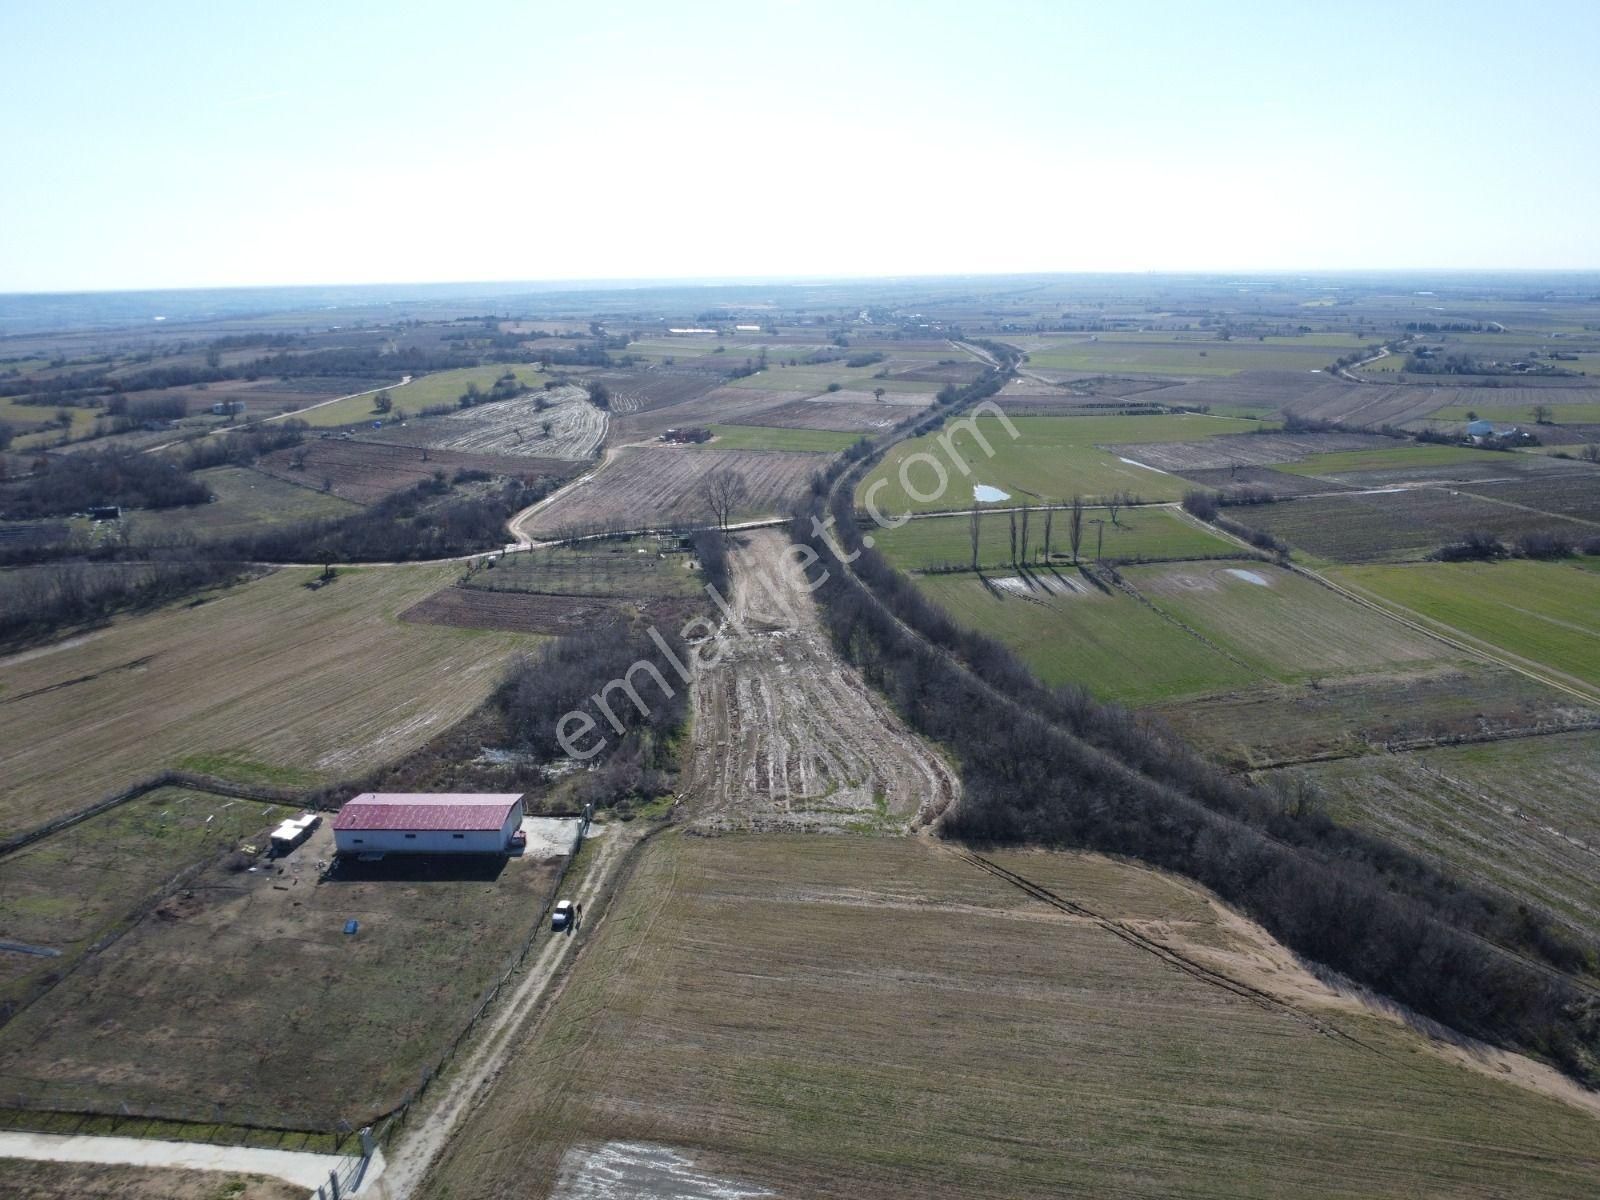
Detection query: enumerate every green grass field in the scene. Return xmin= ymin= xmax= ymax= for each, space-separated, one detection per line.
xmin=858 ymin=414 xmax=1260 ymax=514
xmin=914 ymin=570 xmax=1259 ymax=704
xmin=700 ymin=423 xmax=862 ymax=453
xmin=1020 ymin=334 xmax=1337 ymax=377
xmin=1333 ymin=559 xmax=1600 ymax=696
xmin=420 ymin=833 xmax=1600 ymax=1200
xmin=1120 ymin=561 xmax=1446 ymax=683
xmin=872 ymin=506 xmax=1235 ymax=571
xmin=0 ymin=564 xmax=545 ymax=838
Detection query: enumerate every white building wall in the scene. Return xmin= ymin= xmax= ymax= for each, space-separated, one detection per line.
xmin=334 ymin=800 xmax=522 ymax=855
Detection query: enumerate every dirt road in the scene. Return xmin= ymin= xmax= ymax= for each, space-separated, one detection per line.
xmin=0 ymin=1130 xmax=349 ymax=1192
xmin=684 ymin=529 xmax=959 ymax=831
xmin=366 ymin=822 xmax=634 ymax=1200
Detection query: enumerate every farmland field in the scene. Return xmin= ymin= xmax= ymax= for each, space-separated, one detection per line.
xmin=0 ymin=565 xmax=545 ymax=838
xmin=119 ymin=466 xmax=358 ymax=539
xmin=1265 ymin=732 xmax=1600 ymax=942
xmin=1150 ymin=656 xmax=1600 ymax=767
xmin=420 ymin=833 xmax=1600 ymax=1200
xmin=0 ymin=1160 xmax=301 ymax=1200
xmin=1119 ymin=560 xmax=1446 ymax=682
xmin=519 ymin=446 xmax=827 ymax=538
xmin=463 ymin=536 xmax=702 ymax=599
xmin=873 ymin=506 xmax=1236 ymax=571
xmin=257 ymin=438 xmax=577 ymax=505
xmin=1244 ymin=486 xmax=1598 ymax=564
xmin=700 ymin=423 xmax=862 ymax=453
xmin=400 ymin=586 xmax=637 ymax=635
xmin=858 ymin=413 xmax=1262 ymax=514
xmin=912 ymin=570 xmax=1260 ymax=705
xmin=1017 ymin=332 xmax=1342 ymax=377
xmin=1110 ymin=430 xmax=1394 ymax=473
xmin=1276 ymin=443 xmax=1573 ymax=485
xmin=292 ymin=365 xmax=548 ymax=429
xmin=0 ymin=821 xmax=568 ymax=1129
xmin=1455 ymin=472 xmax=1600 ymax=522
xmin=735 ymin=396 xmax=910 ymax=432
xmin=1333 ymin=559 xmax=1600 ymax=696
xmin=407 ymin=386 xmax=605 ymax=460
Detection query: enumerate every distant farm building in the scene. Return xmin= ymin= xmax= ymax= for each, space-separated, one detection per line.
xmin=86 ymin=505 xmax=121 ymax=521
xmin=1466 ymin=419 xmax=1519 ymax=444
xmin=735 ymin=324 xmax=761 ymax=332
xmin=210 ymin=400 xmax=245 ymax=415
xmin=332 ymin=793 xmax=524 ymax=855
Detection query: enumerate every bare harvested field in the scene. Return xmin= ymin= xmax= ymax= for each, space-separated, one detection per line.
xmin=1456 ymin=472 xmax=1600 ymax=522
xmin=588 ymin=367 xmax=720 ymax=415
xmin=1143 ymin=372 xmax=1446 ymax=426
xmin=611 ymin=385 xmax=812 ymax=439
xmin=463 ymin=537 xmax=702 ymax=599
xmin=737 ymin=397 xmax=908 ymax=432
xmin=520 ymin=446 xmax=826 ymax=538
xmin=1179 ymin=464 xmax=1355 ymax=497
xmin=419 ymin=833 xmax=1600 ymax=1200
xmin=258 ymin=438 xmax=576 ymax=503
xmin=1267 ymin=732 xmax=1600 ymax=942
xmin=686 ymin=530 xmax=959 ymax=832
xmin=806 ymin=386 xmax=934 ymax=407
xmin=400 ymin=585 xmax=630 ymax=635
xmin=411 ymin=387 xmax=606 ymax=460
xmin=1149 ymin=663 xmax=1600 ymax=769
xmin=1112 ymin=430 xmax=1396 ymax=472
xmin=0 ymin=822 xmax=567 ymax=1128
xmin=0 ymin=566 xmax=541 ymax=838
xmin=0 ymin=1160 xmax=302 ymax=1200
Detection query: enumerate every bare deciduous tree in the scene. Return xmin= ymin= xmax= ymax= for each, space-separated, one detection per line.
xmin=1068 ymin=495 xmax=1084 ymax=563
xmin=701 ymin=467 xmax=750 ymax=533
xmin=969 ymin=505 xmax=981 ymax=570
xmin=1019 ymin=506 xmax=1031 ymax=566
xmin=1008 ymin=509 xmax=1018 ymax=565
xmin=1107 ymin=491 xmax=1125 ymax=526
xmin=1042 ymin=507 xmax=1053 ymax=563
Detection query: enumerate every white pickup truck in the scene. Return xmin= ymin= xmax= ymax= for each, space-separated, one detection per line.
xmin=551 ymin=900 xmax=575 ymax=932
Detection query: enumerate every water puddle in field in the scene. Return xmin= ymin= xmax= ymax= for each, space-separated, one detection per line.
xmin=1225 ymin=568 xmax=1270 ymax=586
xmin=973 ymin=484 xmax=1010 ymax=502
xmin=550 ymin=1141 xmax=774 ymax=1200
xmin=1117 ymin=457 xmax=1170 ymax=473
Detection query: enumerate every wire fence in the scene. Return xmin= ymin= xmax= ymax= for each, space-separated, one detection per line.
xmin=0 ymin=805 xmax=589 ymax=1165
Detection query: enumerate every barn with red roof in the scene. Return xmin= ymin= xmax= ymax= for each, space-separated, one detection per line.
xmin=332 ymin=793 xmax=524 ymax=856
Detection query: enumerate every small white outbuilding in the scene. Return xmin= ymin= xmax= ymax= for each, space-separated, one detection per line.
xmin=331 ymin=793 xmax=524 ymax=856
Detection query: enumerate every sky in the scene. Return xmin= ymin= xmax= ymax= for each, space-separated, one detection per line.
xmin=1 ymin=0 xmax=1597 ymax=292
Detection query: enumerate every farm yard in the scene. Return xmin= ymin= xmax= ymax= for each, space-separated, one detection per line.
xmin=0 ymin=565 xmax=544 ymax=838
xmin=404 ymin=386 xmax=606 ymax=460
xmin=518 ymin=445 xmax=827 ymax=538
xmin=0 ymin=820 xmax=569 ymax=1130
xmin=420 ymin=833 xmax=1600 ymax=1200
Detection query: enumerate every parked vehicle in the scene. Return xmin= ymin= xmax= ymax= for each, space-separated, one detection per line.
xmin=551 ymin=900 xmax=574 ymax=931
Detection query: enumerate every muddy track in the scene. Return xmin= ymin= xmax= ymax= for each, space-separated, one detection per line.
xmin=685 ymin=529 xmax=959 ymax=832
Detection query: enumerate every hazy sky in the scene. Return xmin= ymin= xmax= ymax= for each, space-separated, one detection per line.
xmin=2 ymin=0 xmax=1596 ymax=291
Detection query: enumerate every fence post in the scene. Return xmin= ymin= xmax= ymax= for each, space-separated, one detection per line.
xmin=329 ymin=1169 xmax=341 ymax=1200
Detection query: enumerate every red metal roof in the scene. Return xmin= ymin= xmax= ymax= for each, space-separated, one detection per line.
xmin=333 ymin=793 xmax=522 ymax=833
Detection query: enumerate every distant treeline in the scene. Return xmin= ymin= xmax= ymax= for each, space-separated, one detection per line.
xmin=800 ymin=444 xmax=1600 ymax=1085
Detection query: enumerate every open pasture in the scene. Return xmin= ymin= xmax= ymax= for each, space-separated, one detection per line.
xmin=1120 ymin=561 xmax=1446 ymax=682
xmin=858 ymin=413 xmax=1261 ymax=514
xmin=1267 ymin=732 xmax=1600 ymax=943
xmin=0 ymin=787 xmax=297 ymax=1015
xmin=1151 ymin=663 xmax=1599 ymax=769
xmin=259 ymin=438 xmax=575 ymax=505
xmin=913 ymin=570 xmax=1259 ymax=705
xmin=1019 ymin=332 xmax=1343 ymax=377
xmin=1245 ymin=486 xmax=1597 ymax=564
xmin=421 ymin=833 xmax=1600 ymax=1200
xmin=873 ymin=506 xmax=1235 ymax=571
xmin=0 ymin=822 xmax=567 ymax=1129
xmin=519 ymin=446 xmax=826 ymax=538
xmin=1332 ymin=559 xmax=1600 ymax=696
xmin=0 ymin=565 xmax=543 ymax=838
xmin=700 ymin=424 xmax=862 ymax=453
